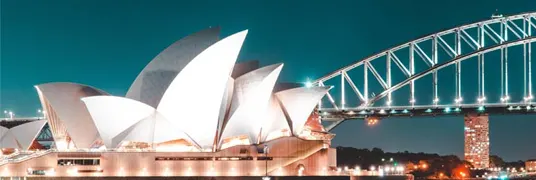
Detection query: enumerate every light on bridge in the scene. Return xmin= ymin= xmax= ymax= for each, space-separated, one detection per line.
xmin=433 ymin=98 xmax=439 ymax=103
xmin=402 ymin=109 xmax=409 ymax=113
xmin=425 ymin=109 xmax=432 ymax=113
xmin=500 ymin=95 xmax=510 ymax=102
xmin=478 ymin=106 xmax=485 ymax=111
xmin=444 ymin=107 xmax=451 ymax=113
xmin=455 ymin=97 xmax=463 ymax=104
xmin=409 ymin=99 xmax=416 ymax=104
xmin=524 ymin=95 xmax=533 ymax=102
xmin=454 ymin=107 xmax=461 ymax=112
xmin=390 ymin=110 xmax=397 ymax=114
xmin=477 ymin=96 xmax=486 ymax=103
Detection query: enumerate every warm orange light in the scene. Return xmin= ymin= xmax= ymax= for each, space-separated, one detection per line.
xmin=421 ymin=163 xmax=428 ymax=169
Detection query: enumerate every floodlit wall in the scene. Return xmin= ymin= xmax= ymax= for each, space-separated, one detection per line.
xmin=0 ymin=137 xmax=329 ymax=177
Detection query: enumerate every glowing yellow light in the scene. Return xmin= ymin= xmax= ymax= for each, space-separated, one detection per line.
xmin=421 ymin=163 xmax=428 ymax=169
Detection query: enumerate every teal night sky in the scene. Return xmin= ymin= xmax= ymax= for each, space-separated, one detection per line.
xmin=1 ymin=0 xmax=535 ymax=161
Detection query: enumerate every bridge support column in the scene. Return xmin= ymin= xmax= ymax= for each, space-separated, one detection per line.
xmin=463 ymin=113 xmax=490 ymax=169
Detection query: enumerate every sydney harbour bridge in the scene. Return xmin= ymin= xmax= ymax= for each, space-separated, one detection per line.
xmin=314 ymin=12 xmax=536 ymax=131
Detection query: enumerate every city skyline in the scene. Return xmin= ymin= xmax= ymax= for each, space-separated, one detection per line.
xmin=1 ymin=0 xmax=535 ymax=161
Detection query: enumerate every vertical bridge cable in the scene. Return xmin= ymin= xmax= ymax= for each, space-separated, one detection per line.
xmin=529 ymin=16 xmax=533 ymax=100
xmin=341 ymin=71 xmax=345 ymax=109
xmin=432 ymin=35 xmax=439 ymax=105
xmin=409 ymin=43 xmax=415 ymax=105
xmin=386 ymin=52 xmax=392 ymax=106
xmin=364 ymin=61 xmax=369 ymax=103
xmin=505 ymin=20 xmax=509 ymax=99
xmin=524 ymin=18 xmax=528 ymax=100
xmin=500 ymin=21 xmax=505 ymax=101
xmin=480 ymin=24 xmax=486 ymax=102
xmin=455 ymin=29 xmax=462 ymax=103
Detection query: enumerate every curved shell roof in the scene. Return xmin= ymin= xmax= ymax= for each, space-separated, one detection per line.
xmin=35 ymin=82 xmax=108 ymax=149
xmin=82 ymin=96 xmax=156 ymax=148
xmin=0 ymin=120 xmax=47 ymax=150
xmin=126 ymin=27 xmax=221 ymax=108
xmin=157 ymin=30 xmax=248 ymax=149
xmin=275 ymin=86 xmax=331 ymax=135
xmin=259 ymin=95 xmax=290 ymax=142
xmin=219 ymin=63 xmax=283 ymax=146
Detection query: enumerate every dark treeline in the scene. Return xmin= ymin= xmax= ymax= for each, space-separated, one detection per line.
xmin=336 ymin=146 xmax=525 ymax=178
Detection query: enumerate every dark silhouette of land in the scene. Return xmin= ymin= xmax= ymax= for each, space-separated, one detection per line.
xmin=336 ymin=146 xmax=527 ymax=178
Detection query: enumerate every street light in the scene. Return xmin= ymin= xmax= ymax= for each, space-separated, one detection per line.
xmin=304 ymin=81 xmax=313 ymax=88
xmin=8 ymin=111 xmax=14 ymax=119
xmin=38 ymin=109 xmax=42 ymax=118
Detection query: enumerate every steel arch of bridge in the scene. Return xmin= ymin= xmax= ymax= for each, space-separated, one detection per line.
xmin=314 ymin=12 xmax=536 ymax=126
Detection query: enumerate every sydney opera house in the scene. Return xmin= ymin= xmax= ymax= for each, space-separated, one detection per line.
xmin=0 ymin=28 xmax=337 ymax=177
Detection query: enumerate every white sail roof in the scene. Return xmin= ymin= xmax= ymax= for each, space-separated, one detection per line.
xmin=35 ymin=82 xmax=108 ymax=149
xmin=0 ymin=126 xmax=8 ymax=138
xmin=10 ymin=120 xmax=47 ymax=150
xmin=35 ymin=82 xmax=108 ymax=148
xmin=82 ymin=96 xmax=156 ymax=148
xmin=216 ymin=77 xmax=234 ymax=144
xmin=0 ymin=131 xmax=19 ymax=149
xmin=126 ymin=27 xmax=221 ymax=108
xmin=0 ymin=120 xmax=47 ymax=150
xmin=112 ymin=111 xmax=196 ymax=149
xmin=157 ymin=30 xmax=248 ymax=149
xmin=259 ymin=95 xmax=291 ymax=142
xmin=0 ymin=126 xmax=18 ymax=149
xmin=275 ymin=86 xmax=330 ymax=135
xmin=219 ymin=63 xmax=283 ymax=147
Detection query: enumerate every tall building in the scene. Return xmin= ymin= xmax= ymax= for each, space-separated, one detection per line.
xmin=464 ymin=113 xmax=490 ymax=169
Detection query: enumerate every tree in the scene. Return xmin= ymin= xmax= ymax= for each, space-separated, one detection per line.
xmin=489 ymin=155 xmax=505 ymax=168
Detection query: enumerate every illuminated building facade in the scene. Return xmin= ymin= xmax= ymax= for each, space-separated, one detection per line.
xmin=464 ymin=113 xmax=489 ymax=169
xmin=0 ymin=27 xmax=337 ymax=177
xmin=526 ymin=159 xmax=536 ymax=172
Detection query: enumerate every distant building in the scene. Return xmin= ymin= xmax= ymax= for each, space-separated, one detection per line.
xmin=464 ymin=113 xmax=490 ymax=169
xmin=527 ymin=159 xmax=536 ymax=172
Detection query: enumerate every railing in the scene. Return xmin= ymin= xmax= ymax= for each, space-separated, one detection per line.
xmin=0 ymin=149 xmax=56 ymax=166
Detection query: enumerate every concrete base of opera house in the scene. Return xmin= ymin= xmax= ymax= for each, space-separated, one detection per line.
xmin=1 ymin=137 xmax=340 ymax=177
xmin=20 ymin=176 xmax=411 ymax=180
